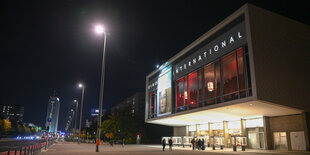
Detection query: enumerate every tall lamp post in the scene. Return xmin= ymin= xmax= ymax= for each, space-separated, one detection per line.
xmin=78 ymin=83 xmax=85 ymax=144
xmin=73 ymin=99 xmax=79 ymax=138
xmin=95 ymin=25 xmax=107 ymax=152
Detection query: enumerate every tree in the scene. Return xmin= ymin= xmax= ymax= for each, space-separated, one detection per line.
xmin=81 ymin=129 xmax=87 ymax=139
xmin=3 ymin=119 xmax=12 ymax=134
xmin=23 ymin=125 xmax=31 ymax=135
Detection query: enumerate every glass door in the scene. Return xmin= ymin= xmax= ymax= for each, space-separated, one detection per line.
xmin=273 ymin=132 xmax=288 ymax=150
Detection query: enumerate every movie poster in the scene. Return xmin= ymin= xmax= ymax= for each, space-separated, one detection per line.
xmin=157 ymin=68 xmax=171 ymax=116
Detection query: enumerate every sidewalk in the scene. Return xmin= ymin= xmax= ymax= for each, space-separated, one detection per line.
xmin=42 ymin=142 xmax=310 ymax=155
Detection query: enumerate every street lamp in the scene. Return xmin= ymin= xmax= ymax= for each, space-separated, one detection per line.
xmin=73 ymin=100 xmax=79 ymax=139
xmin=95 ymin=24 xmax=107 ymax=152
xmin=78 ymin=83 xmax=85 ymax=144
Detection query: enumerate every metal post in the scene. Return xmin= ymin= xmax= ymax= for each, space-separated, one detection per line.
xmin=20 ymin=147 xmax=22 ymax=155
xmin=74 ymin=100 xmax=79 ymax=139
xmin=78 ymin=87 xmax=85 ymax=144
xmin=14 ymin=148 xmax=17 ymax=155
xmin=96 ymin=32 xmax=107 ymax=152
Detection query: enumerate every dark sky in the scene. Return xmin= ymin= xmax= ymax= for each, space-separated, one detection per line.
xmin=1 ymin=0 xmax=309 ymax=131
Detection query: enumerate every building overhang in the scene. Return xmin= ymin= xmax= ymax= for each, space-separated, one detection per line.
xmin=145 ymin=100 xmax=302 ymax=127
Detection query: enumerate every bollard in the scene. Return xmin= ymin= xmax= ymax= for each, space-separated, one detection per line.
xmin=24 ymin=147 xmax=27 ymax=155
xmin=28 ymin=146 xmax=30 ymax=155
xmin=8 ymin=148 xmax=10 ymax=155
xmin=20 ymin=147 xmax=22 ymax=155
xmin=212 ymin=145 xmax=215 ymax=150
xmin=14 ymin=148 xmax=17 ymax=155
xmin=220 ymin=145 xmax=223 ymax=150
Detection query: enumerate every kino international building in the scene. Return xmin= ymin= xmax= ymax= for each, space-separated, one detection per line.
xmin=145 ymin=4 xmax=310 ymax=151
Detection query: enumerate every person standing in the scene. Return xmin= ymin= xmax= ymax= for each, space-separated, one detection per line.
xmin=198 ymin=139 xmax=202 ymax=150
xmin=202 ymin=139 xmax=205 ymax=150
xmin=168 ymin=138 xmax=173 ymax=151
xmin=162 ymin=139 xmax=166 ymax=151
xmin=191 ymin=138 xmax=196 ymax=150
xmin=122 ymin=138 xmax=125 ymax=148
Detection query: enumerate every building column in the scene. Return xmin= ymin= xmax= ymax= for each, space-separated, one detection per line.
xmin=302 ymin=112 xmax=310 ymax=151
xmin=196 ymin=124 xmax=200 ymax=137
xmin=263 ymin=116 xmax=272 ymax=150
xmin=240 ymin=119 xmax=248 ymax=149
xmin=223 ymin=121 xmax=229 ymax=148
xmin=185 ymin=125 xmax=189 ymax=136
xmin=240 ymin=119 xmax=246 ymax=136
xmin=208 ymin=123 xmax=213 ymax=146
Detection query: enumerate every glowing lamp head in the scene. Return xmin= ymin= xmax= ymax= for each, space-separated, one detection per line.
xmin=78 ymin=83 xmax=83 ymax=88
xmin=95 ymin=25 xmax=104 ymax=34
xmin=156 ymin=65 xmax=159 ymax=68
xmin=73 ymin=99 xmax=77 ymax=102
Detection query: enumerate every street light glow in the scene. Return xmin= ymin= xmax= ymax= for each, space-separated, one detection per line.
xmin=78 ymin=83 xmax=83 ymax=88
xmin=95 ymin=25 xmax=104 ymax=34
xmin=74 ymin=99 xmax=77 ymax=102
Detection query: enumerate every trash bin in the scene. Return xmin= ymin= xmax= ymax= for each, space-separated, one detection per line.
xmin=212 ymin=145 xmax=215 ymax=150
xmin=220 ymin=145 xmax=224 ymax=150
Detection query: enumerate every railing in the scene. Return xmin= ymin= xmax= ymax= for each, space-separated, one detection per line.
xmin=0 ymin=139 xmax=56 ymax=155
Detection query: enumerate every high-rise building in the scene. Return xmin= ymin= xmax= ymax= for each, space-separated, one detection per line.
xmin=0 ymin=104 xmax=24 ymax=122
xmin=45 ymin=96 xmax=60 ymax=133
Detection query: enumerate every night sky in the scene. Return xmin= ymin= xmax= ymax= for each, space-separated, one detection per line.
xmin=1 ymin=0 xmax=309 ymax=131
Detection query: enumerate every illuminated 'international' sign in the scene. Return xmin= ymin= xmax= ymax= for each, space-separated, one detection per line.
xmin=174 ymin=21 xmax=247 ymax=79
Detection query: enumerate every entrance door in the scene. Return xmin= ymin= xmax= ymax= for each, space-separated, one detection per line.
xmin=290 ymin=131 xmax=306 ymax=151
xmin=248 ymin=132 xmax=258 ymax=148
xmin=273 ymin=132 xmax=288 ymax=150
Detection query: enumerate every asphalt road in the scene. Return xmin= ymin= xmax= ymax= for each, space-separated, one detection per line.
xmin=0 ymin=139 xmax=45 ymax=153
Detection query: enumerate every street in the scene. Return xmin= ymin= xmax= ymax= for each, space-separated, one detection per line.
xmin=41 ymin=142 xmax=310 ymax=155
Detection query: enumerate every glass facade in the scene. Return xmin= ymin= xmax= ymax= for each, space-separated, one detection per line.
xmin=149 ymin=92 xmax=156 ymax=118
xmin=147 ymin=46 xmax=251 ymax=118
xmin=174 ymin=47 xmax=251 ymax=113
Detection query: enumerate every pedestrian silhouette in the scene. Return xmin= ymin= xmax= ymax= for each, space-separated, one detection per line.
xmin=198 ymin=139 xmax=202 ymax=150
xmin=202 ymin=139 xmax=205 ymax=150
xmin=168 ymin=138 xmax=173 ymax=151
xmin=191 ymin=138 xmax=196 ymax=150
xmin=162 ymin=139 xmax=166 ymax=151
